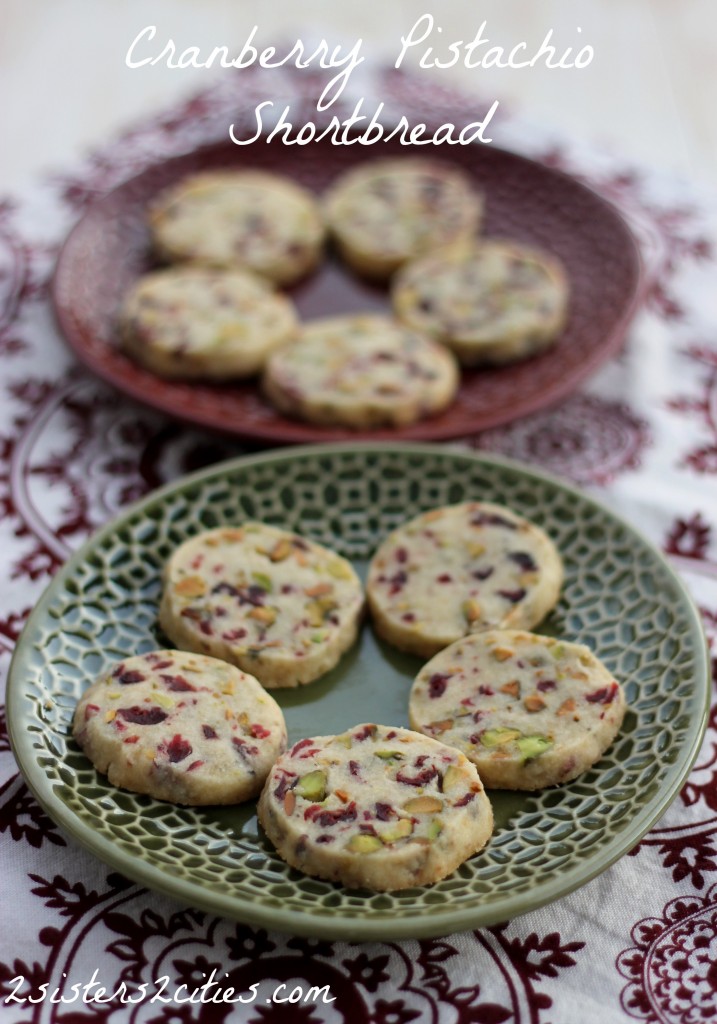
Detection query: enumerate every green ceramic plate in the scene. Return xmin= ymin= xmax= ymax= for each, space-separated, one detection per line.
xmin=7 ymin=444 xmax=710 ymax=940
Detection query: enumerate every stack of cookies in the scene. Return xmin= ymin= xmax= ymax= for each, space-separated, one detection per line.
xmin=118 ymin=158 xmax=570 ymax=429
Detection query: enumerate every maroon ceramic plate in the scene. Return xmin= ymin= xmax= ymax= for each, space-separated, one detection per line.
xmin=52 ymin=139 xmax=643 ymax=443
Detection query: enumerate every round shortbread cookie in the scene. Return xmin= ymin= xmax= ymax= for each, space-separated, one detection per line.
xmin=257 ymin=723 xmax=493 ymax=891
xmin=262 ymin=314 xmax=459 ymax=428
xmin=159 ymin=524 xmax=364 ymax=689
xmin=409 ymin=630 xmax=626 ymax=790
xmin=392 ymin=241 xmax=569 ymax=365
xmin=118 ymin=267 xmax=298 ymax=379
xmin=324 ymin=158 xmax=483 ymax=280
xmin=148 ymin=171 xmax=325 ymax=285
xmin=367 ymin=502 xmax=563 ymax=658
xmin=72 ymin=650 xmax=287 ymax=805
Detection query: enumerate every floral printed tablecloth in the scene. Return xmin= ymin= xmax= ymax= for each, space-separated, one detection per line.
xmin=1 ymin=66 xmax=716 ymax=1023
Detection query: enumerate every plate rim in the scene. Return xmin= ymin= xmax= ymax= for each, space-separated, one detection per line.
xmin=7 ymin=443 xmax=709 ymax=940
xmin=50 ymin=139 xmax=645 ymax=443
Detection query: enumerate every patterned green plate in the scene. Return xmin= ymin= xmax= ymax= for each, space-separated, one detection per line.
xmin=7 ymin=444 xmax=710 ymax=940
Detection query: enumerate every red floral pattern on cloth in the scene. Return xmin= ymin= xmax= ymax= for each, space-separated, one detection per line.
xmin=1 ymin=66 xmax=716 ymax=1022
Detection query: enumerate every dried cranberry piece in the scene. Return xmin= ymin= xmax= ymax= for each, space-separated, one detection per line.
xmin=187 ymin=760 xmax=204 ymax=772
xmin=161 ymin=674 xmax=195 ymax=692
xmin=273 ymin=772 xmax=297 ymax=800
xmin=401 ymin=612 xmax=416 ymax=623
xmin=353 ymin=725 xmax=377 ymax=742
xmin=375 ymin=803 xmax=397 ymax=821
xmin=167 ymin=735 xmax=192 ymax=763
xmin=478 ymin=685 xmax=494 ymax=696
xmin=497 ymin=588 xmax=527 ymax=603
xmin=84 ymin=703 xmax=100 ymax=720
xmin=202 ymin=725 xmax=218 ymax=739
xmin=305 ymin=802 xmax=358 ymax=827
xmin=212 ymin=582 xmax=240 ymax=597
xmin=290 ymin=738 xmax=314 ymax=757
xmin=316 ymin=835 xmax=335 ymax=844
xmin=348 ymin=760 xmax=362 ymax=777
xmin=117 ymin=706 xmax=167 ymax=726
xmin=537 ymin=679 xmax=557 ymax=692
xmin=396 ymin=765 xmax=439 ymax=786
xmin=437 ymin=573 xmax=453 ymax=584
xmin=472 ymin=567 xmax=494 ymax=581
xmin=387 ymin=570 xmax=407 ymax=596
xmin=454 ymin=792 xmax=476 ymax=807
xmin=509 ymin=551 xmax=538 ymax=572
xmin=250 ymin=723 xmax=271 ymax=739
xmin=428 ymin=673 xmax=450 ymax=699
xmin=585 ymin=683 xmax=619 ymax=704
xmin=395 ymin=547 xmax=408 ymax=563
xmin=114 ymin=670 xmax=146 ymax=685
xmin=232 ymin=736 xmax=259 ymax=759
xmin=471 ymin=512 xmax=518 ymax=530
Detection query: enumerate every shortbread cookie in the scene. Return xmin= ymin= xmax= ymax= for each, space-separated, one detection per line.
xmin=393 ymin=241 xmax=569 ymax=365
xmin=263 ymin=314 xmax=459 ymax=428
xmin=257 ymin=723 xmax=493 ymax=890
xmin=367 ymin=502 xmax=563 ymax=658
xmin=409 ymin=631 xmax=626 ymax=790
xmin=118 ymin=267 xmax=298 ymax=379
xmin=72 ymin=650 xmax=287 ymax=805
xmin=159 ymin=524 xmax=364 ymax=689
xmin=324 ymin=159 xmax=483 ymax=279
xmin=148 ymin=171 xmax=325 ymax=285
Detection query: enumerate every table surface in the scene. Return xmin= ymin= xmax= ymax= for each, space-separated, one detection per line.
xmin=1 ymin=4 xmax=717 ymax=1023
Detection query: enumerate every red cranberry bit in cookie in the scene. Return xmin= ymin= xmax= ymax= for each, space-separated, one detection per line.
xmin=250 ymin=723 xmax=271 ymax=739
xmin=585 ymin=682 xmax=619 ymax=704
xmin=497 ymin=588 xmax=527 ymax=603
xmin=113 ymin=669 xmax=146 ymax=685
xmin=167 ymin=735 xmax=192 ymax=763
xmin=472 ymin=567 xmax=494 ymax=580
xmin=353 ymin=725 xmax=378 ymax=742
xmin=396 ymin=763 xmax=440 ymax=787
xmin=117 ymin=706 xmax=168 ymax=725
xmin=453 ymin=791 xmax=476 ymax=807
xmin=395 ymin=547 xmax=409 ymax=563
xmin=387 ymin=570 xmax=408 ymax=595
xmin=305 ymin=802 xmax=358 ymax=827
xmin=232 ymin=736 xmax=259 ymax=759
xmin=161 ymin=674 xmax=196 ymax=692
xmin=202 ymin=725 xmax=218 ymax=739
xmin=273 ymin=771 xmax=297 ymax=800
xmin=509 ymin=551 xmax=538 ymax=572
xmin=375 ymin=802 xmax=398 ymax=821
xmin=428 ymin=673 xmax=450 ymax=698
xmin=471 ymin=512 xmax=518 ymax=530
xmin=537 ymin=679 xmax=557 ymax=692
xmin=84 ymin=703 xmax=100 ymax=720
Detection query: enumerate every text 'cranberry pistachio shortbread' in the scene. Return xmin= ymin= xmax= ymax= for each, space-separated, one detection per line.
xmin=148 ymin=170 xmax=325 ymax=285
xmin=118 ymin=267 xmax=298 ymax=379
xmin=392 ymin=240 xmax=569 ymax=365
xmin=73 ymin=650 xmax=287 ymax=805
xmin=257 ymin=723 xmax=493 ymax=891
xmin=409 ymin=631 xmax=626 ymax=790
xmin=367 ymin=502 xmax=563 ymax=658
xmin=159 ymin=524 xmax=364 ymax=689
xmin=324 ymin=158 xmax=483 ymax=280
xmin=263 ymin=314 xmax=459 ymax=428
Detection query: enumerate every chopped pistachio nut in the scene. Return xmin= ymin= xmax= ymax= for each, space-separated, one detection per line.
xmin=516 ymin=735 xmax=552 ymax=761
xmin=403 ymin=796 xmax=443 ymax=814
xmin=295 ymin=770 xmax=327 ymax=801
xmin=346 ymin=834 xmax=383 ymax=853
xmin=481 ymin=727 xmax=522 ymax=747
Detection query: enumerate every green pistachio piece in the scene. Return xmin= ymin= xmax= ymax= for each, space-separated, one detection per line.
xmin=380 ymin=819 xmax=414 ymax=844
xmin=346 ymin=834 xmax=383 ymax=853
xmin=516 ymin=735 xmax=553 ymax=761
xmin=251 ymin=572 xmax=273 ymax=592
xmin=334 ymin=735 xmax=352 ymax=749
xmin=480 ymin=727 xmax=522 ymax=748
xmin=374 ymin=750 xmax=404 ymax=761
xmin=427 ymin=819 xmax=444 ymax=841
xmin=442 ymin=764 xmax=464 ymax=791
xmin=295 ymin=770 xmax=327 ymax=801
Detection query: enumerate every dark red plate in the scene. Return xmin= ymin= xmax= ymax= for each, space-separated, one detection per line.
xmin=52 ymin=138 xmax=643 ymax=444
